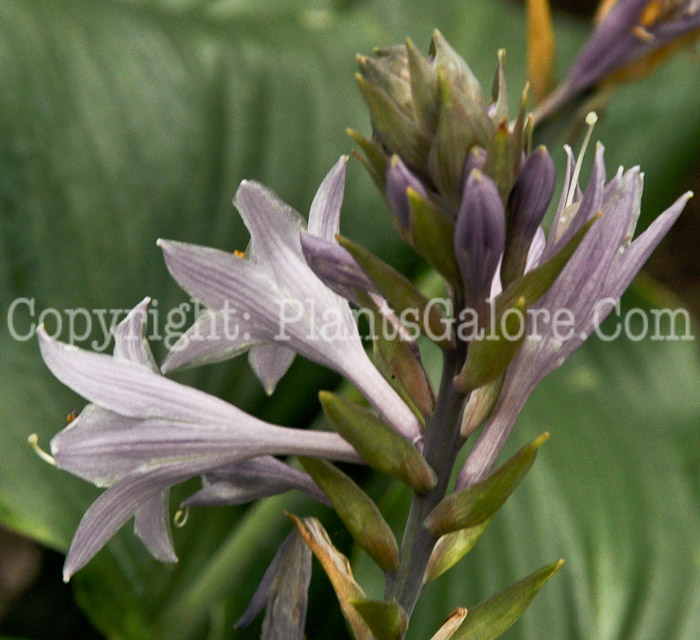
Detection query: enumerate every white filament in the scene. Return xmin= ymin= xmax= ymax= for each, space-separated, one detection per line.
xmin=28 ymin=433 xmax=56 ymax=466
xmin=565 ymin=112 xmax=599 ymax=209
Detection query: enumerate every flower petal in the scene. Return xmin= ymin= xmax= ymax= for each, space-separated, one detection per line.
xmin=604 ymin=191 xmax=692 ymax=299
xmin=459 ymin=174 xmax=688 ymax=489
xmin=63 ymin=462 xmax=202 ymax=580
xmin=248 ymin=343 xmax=296 ymax=395
xmin=39 ymin=327 xmax=242 ymax=426
xmin=566 ymin=0 xmax=648 ymax=91
xmin=308 ymin=156 xmax=347 ymax=242
xmin=158 ymin=239 xmax=278 ymax=318
xmin=236 ymin=528 xmax=311 ymax=636
xmin=234 ymin=180 xmax=307 ymax=281
xmin=554 ymin=142 xmax=606 ymax=250
xmin=51 ymin=405 xmax=361 ymax=487
xmin=113 ymin=297 xmax=158 ymax=371
xmin=161 ymin=308 xmax=263 ymax=374
xmin=159 ymin=238 xmax=355 ymax=371
xmin=184 ymin=456 xmax=328 ymax=507
xmin=133 ymin=489 xmax=177 ymax=563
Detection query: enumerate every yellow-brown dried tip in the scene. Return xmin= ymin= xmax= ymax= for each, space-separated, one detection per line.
xmin=174 ymin=506 xmax=189 ymax=528
xmin=526 ymin=0 xmax=556 ymax=104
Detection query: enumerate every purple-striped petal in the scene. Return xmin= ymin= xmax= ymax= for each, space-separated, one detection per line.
xmin=113 ymin=297 xmax=158 ymax=371
xmin=63 ymin=462 xmax=205 ymax=580
xmin=134 ymin=490 xmax=177 ymax=563
xmin=39 ymin=326 xmax=240 ymax=426
xmin=161 ymin=308 xmax=265 ymax=374
xmin=184 ymin=456 xmax=328 ymax=507
xmin=248 ymin=343 xmax=297 ymax=396
xmin=308 ymin=156 xmax=347 ymax=241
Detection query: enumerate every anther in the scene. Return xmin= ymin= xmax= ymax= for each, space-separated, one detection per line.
xmin=28 ymin=434 xmax=56 ymax=466
xmin=174 ymin=506 xmax=189 ymax=528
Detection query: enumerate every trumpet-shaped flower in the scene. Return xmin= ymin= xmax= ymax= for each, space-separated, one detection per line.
xmin=39 ymin=299 xmax=359 ymax=580
xmin=458 ymin=144 xmax=691 ymax=488
xmin=158 ymin=157 xmax=422 ymax=442
xmin=537 ymin=0 xmax=700 ymax=121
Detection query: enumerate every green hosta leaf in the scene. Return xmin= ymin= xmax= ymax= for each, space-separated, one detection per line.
xmin=350 ymin=598 xmax=409 ymax=640
xmin=426 ymin=433 xmax=549 ymax=537
xmin=319 ymin=391 xmax=436 ymax=494
xmin=451 ymin=560 xmax=564 ymax=640
xmin=299 ymin=457 xmax=400 ymax=572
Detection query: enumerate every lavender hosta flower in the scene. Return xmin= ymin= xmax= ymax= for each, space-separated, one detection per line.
xmin=457 ymin=145 xmax=692 ymax=488
xmin=38 ymin=299 xmax=360 ymax=580
xmin=159 ymin=157 xmax=422 ymax=442
xmin=536 ymin=0 xmax=700 ymax=121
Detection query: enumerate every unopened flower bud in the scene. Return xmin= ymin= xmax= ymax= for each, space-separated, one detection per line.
xmin=386 ymin=155 xmax=428 ymax=230
xmin=300 ymin=233 xmax=373 ymax=305
xmin=461 ymin=146 xmax=487 ymax=191
xmin=455 ymin=169 xmax=506 ymax=314
xmin=501 ymin=146 xmax=555 ymax=286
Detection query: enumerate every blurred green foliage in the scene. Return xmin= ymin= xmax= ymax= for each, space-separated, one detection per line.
xmin=0 ymin=1 xmax=699 ymax=638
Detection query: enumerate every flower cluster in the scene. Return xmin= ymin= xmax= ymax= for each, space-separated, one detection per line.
xmin=33 ymin=21 xmax=693 ymax=640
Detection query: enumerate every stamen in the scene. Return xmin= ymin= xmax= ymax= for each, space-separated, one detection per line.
xmin=565 ymin=112 xmax=598 ymax=209
xmin=233 ymin=250 xmax=245 ymax=259
xmin=66 ymin=410 xmax=79 ymax=424
xmin=174 ymin=506 xmax=189 ymax=528
xmin=28 ymin=434 xmax=56 ymax=466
